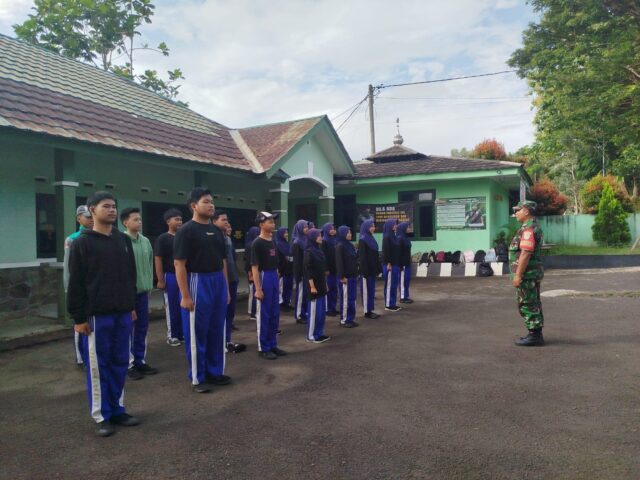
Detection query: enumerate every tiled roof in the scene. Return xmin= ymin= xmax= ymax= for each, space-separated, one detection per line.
xmin=336 ymin=156 xmax=522 ymax=180
xmin=366 ymin=144 xmax=427 ymax=162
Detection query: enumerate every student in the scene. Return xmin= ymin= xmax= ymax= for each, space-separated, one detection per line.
xmin=174 ymin=188 xmax=231 ymax=394
xmin=304 ymin=228 xmax=330 ymax=343
xmin=63 ymin=205 xmax=94 ymax=368
xmin=67 ymin=191 xmax=139 ymax=437
xmin=358 ymin=219 xmax=381 ymax=319
xmin=121 ymin=207 xmax=158 ymax=380
xmin=154 ymin=208 xmax=184 ymax=346
xmin=382 ymin=218 xmax=402 ymax=312
xmin=275 ymin=227 xmax=293 ymax=311
xmin=335 ymin=225 xmax=359 ymax=328
xmin=292 ymin=219 xmax=310 ymax=324
xmin=244 ymin=226 xmax=259 ymax=320
xmin=212 ymin=210 xmax=246 ymax=354
xmin=397 ymin=222 xmax=414 ymax=304
xmin=321 ymin=223 xmax=339 ymax=316
xmin=251 ymin=212 xmax=287 ymax=360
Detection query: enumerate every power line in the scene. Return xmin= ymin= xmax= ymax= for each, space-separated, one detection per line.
xmin=330 ymin=95 xmax=369 ymax=122
xmin=375 ymin=70 xmax=517 ymax=90
xmin=335 ymin=95 xmax=369 ymax=132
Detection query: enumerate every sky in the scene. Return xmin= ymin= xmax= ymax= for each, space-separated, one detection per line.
xmin=0 ymin=0 xmax=538 ymax=161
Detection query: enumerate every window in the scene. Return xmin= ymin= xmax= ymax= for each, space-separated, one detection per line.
xmin=398 ymin=190 xmax=436 ymax=241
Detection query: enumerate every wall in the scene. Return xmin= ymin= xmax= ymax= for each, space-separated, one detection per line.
xmin=538 ymin=214 xmax=640 ymax=246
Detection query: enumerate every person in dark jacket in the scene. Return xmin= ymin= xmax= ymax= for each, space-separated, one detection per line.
xmin=304 ymin=228 xmax=330 ymax=343
xmin=321 ymin=223 xmax=339 ymax=316
xmin=335 ymin=225 xmax=359 ymax=328
xmin=397 ymin=222 xmax=414 ymax=304
xmin=382 ymin=218 xmax=402 ymax=312
xmin=275 ymin=227 xmax=293 ymax=311
xmin=292 ymin=219 xmax=310 ymax=324
xmin=243 ymin=226 xmax=259 ymax=320
xmin=67 ymin=191 xmax=139 ymax=437
xmin=358 ymin=219 xmax=380 ymax=319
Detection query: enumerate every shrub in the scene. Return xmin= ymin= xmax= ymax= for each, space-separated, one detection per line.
xmin=471 ymin=138 xmax=507 ymax=160
xmin=529 ymin=179 xmax=568 ymax=215
xmin=580 ymin=175 xmax=633 ymax=214
xmin=592 ymin=183 xmax=631 ymax=246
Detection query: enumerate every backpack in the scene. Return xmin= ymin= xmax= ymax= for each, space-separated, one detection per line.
xmin=428 ymin=251 xmax=436 ymax=263
xmin=474 ymin=250 xmax=486 ymax=263
xmin=451 ymin=250 xmax=462 ymax=264
xmin=478 ymin=262 xmax=494 ymax=277
xmin=463 ymin=250 xmax=475 ymax=263
xmin=435 ymin=251 xmax=446 ymax=262
xmin=444 ymin=251 xmax=453 ymax=262
xmin=419 ymin=252 xmax=430 ymax=265
xmin=484 ymin=248 xmax=497 ymax=262
xmin=495 ymin=243 xmax=508 ymax=262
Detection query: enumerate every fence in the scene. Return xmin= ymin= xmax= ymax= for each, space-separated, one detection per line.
xmin=537 ymin=214 xmax=640 ymax=246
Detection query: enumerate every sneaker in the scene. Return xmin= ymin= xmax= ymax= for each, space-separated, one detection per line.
xmin=109 ymin=413 xmax=140 ymax=427
xmin=271 ymin=347 xmax=288 ymax=356
xmin=206 ymin=374 xmax=232 ymax=386
xmin=166 ymin=338 xmax=182 ymax=347
xmin=400 ymin=298 xmax=414 ymax=304
xmin=364 ymin=312 xmax=380 ymax=319
xmin=127 ymin=367 xmax=144 ymax=381
xmin=277 ymin=329 xmax=283 ymax=335
xmin=313 ymin=335 xmax=331 ymax=344
xmin=249 ymin=315 xmax=257 ymax=321
xmin=326 ymin=310 xmax=338 ymax=317
xmin=192 ymin=383 xmax=212 ymax=393
xmin=227 ymin=342 xmax=247 ymax=353
xmin=295 ymin=318 xmax=307 ymax=325
xmin=95 ymin=421 xmax=115 ymax=437
xmin=259 ymin=351 xmax=278 ymax=360
xmin=351 ymin=321 xmax=360 ymax=327
xmin=341 ymin=322 xmax=355 ymax=328
xmin=136 ymin=364 xmax=158 ymax=375
xmin=231 ymin=324 xmax=239 ymax=331
xmin=76 ymin=362 xmax=85 ymax=370
xmin=385 ymin=305 xmax=402 ymax=312
xmin=280 ymin=304 xmax=292 ymax=312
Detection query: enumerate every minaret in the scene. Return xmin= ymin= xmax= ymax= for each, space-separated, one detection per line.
xmin=393 ymin=117 xmax=404 ymax=145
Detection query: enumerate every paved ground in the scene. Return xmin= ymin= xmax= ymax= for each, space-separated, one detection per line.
xmin=1 ymin=269 xmax=639 ymax=479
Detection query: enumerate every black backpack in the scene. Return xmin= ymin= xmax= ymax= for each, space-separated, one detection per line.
xmin=444 ymin=251 xmax=453 ymax=262
xmin=451 ymin=250 xmax=462 ymax=264
xmin=419 ymin=252 xmax=430 ymax=265
xmin=478 ymin=262 xmax=494 ymax=277
xmin=495 ymin=243 xmax=508 ymax=262
xmin=474 ymin=250 xmax=486 ymax=263
xmin=428 ymin=251 xmax=436 ymax=263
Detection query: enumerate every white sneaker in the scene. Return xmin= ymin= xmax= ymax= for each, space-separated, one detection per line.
xmin=166 ymin=338 xmax=182 ymax=347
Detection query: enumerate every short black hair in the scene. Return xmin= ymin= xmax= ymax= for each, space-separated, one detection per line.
xmin=120 ymin=207 xmax=140 ymax=223
xmin=188 ymin=187 xmax=212 ymax=207
xmin=163 ymin=208 xmax=183 ymax=222
xmin=212 ymin=210 xmax=228 ymax=221
xmin=87 ymin=191 xmax=115 ymax=208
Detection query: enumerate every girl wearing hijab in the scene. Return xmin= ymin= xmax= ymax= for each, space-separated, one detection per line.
xmin=382 ymin=218 xmax=402 ymax=312
xmin=292 ymin=219 xmax=310 ymax=324
xmin=275 ymin=227 xmax=293 ymax=311
xmin=304 ymin=228 xmax=330 ymax=343
xmin=243 ymin=226 xmax=259 ymax=319
xmin=397 ymin=222 xmax=414 ymax=304
xmin=321 ymin=223 xmax=339 ymax=316
xmin=358 ymin=219 xmax=380 ymax=319
xmin=335 ymin=225 xmax=358 ymax=328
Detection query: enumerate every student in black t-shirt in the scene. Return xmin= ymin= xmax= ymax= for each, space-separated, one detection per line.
xmin=382 ymin=218 xmax=402 ymax=312
xmin=154 ymin=208 xmax=184 ymax=346
xmin=173 ymin=188 xmax=231 ymax=394
xmin=304 ymin=228 xmax=331 ymax=343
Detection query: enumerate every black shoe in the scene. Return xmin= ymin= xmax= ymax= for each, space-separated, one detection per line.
xmin=364 ymin=312 xmax=380 ymax=319
xmin=206 ymin=374 xmax=232 ymax=386
xmin=385 ymin=305 xmax=402 ymax=312
xmin=227 ymin=342 xmax=246 ymax=353
xmin=110 ymin=413 xmax=140 ymax=427
xmin=277 ymin=329 xmax=283 ymax=335
xmin=326 ymin=310 xmax=338 ymax=317
xmin=95 ymin=421 xmax=115 ymax=437
xmin=259 ymin=351 xmax=278 ymax=360
xmin=341 ymin=322 xmax=355 ymax=328
xmin=192 ymin=383 xmax=212 ymax=393
xmin=76 ymin=363 xmax=85 ymax=371
xmin=313 ymin=335 xmax=331 ymax=344
xmin=280 ymin=304 xmax=292 ymax=312
xmin=400 ymin=298 xmax=414 ymax=304
xmin=271 ymin=347 xmax=288 ymax=356
xmin=515 ymin=331 xmax=544 ymax=347
xmin=136 ymin=364 xmax=158 ymax=375
xmin=351 ymin=321 xmax=360 ymax=327
xmin=127 ymin=367 xmax=144 ymax=381
xmin=231 ymin=324 xmax=239 ymax=331
xmin=249 ymin=315 xmax=257 ymax=321
xmin=295 ymin=318 xmax=307 ymax=325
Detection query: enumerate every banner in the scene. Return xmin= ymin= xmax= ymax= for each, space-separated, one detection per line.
xmin=436 ymin=197 xmax=486 ymax=230
xmin=357 ymin=202 xmax=414 ymax=233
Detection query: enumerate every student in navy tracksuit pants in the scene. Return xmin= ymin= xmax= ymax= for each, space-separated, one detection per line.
xmin=382 ymin=218 xmax=402 ymax=312
xmin=244 ymin=226 xmax=259 ymax=320
xmin=292 ymin=219 xmax=310 ymax=324
xmin=321 ymin=222 xmax=339 ymax=316
xmin=335 ymin=225 xmax=359 ymax=328
xmin=174 ymin=188 xmax=231 ymax=394
xmin=358 ymin=219 xmax=381 ymax=319
xmin=155 ymin=208 xmax=184 ymax=346
xmin=275 ymin=227 xmax=293 ymax=311
xmin=67 ymin=191 xmax=139 ymax=437
xmin=304 ymin=228 xmax=331 ymax=343
xmin=397 ymin=221 xmax=414 ymax=304
xmin=251 ymin=212 xmax=287 ymax=360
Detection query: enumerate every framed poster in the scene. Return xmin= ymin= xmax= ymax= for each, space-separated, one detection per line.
xmin=435 ymin=197 xmax=486 ymax=230
xmin=356 ymin=202 xmax=414 ymax=233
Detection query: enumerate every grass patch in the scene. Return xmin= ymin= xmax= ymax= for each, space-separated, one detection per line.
xmin=545 ymin=245 xmax=638 ymax=256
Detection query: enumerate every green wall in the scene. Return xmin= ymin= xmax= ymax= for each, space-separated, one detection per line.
xmin=538 ymin=214 xmax=640 ymax=246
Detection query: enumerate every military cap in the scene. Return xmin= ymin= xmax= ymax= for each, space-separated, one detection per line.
xmin=512 ymin=200 xmax=537 ymax=212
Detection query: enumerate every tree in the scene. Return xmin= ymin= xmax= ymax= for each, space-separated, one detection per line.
xmin=470 ymin=138 xmax=507 ymax=160
xmin=612 ymin=145 xmax=640 ymax=199
xmin=529 ymin=179 xmax=568 ymax=216
xmin=14 ymin=0 xmax=186 ymax=103
xmin=450 ymin=147 xmax=470 ymax=158
xmin=580 ymin=175 xmax=633 ymax=214
xmin=592 ymin=183 xmax=631 ymax=246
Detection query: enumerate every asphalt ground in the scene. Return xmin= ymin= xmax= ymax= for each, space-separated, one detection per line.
xmin=1 ymin=269 xmax=639 ymax=480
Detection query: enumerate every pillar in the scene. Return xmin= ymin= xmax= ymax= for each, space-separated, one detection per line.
xmin=270 ymin=184 xmax=289 ymax=230
xmin=319 ymin=195 xmax=334 ymax=225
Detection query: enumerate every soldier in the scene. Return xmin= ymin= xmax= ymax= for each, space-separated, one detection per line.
xmin=509 ymin=200 xmax=545 ymax=347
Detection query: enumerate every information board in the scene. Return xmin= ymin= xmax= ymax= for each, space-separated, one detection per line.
xmin=436 ymin=197 xmax=486 ymax=230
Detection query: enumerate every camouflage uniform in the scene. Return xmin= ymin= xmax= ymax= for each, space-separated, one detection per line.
xmin=509 ymin=218 xmax=544 ymax=330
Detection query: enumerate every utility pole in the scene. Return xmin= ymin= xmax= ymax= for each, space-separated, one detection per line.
xmin=368 ymin=84 xmax=376 ymax=154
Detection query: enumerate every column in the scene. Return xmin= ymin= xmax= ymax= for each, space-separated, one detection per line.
xmin=270 ymin=184 xmax=289 ymax=230
xmin=319 ymin=195 xmax=334 ymax=225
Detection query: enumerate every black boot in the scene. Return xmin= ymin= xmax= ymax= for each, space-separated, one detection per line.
xmin=515 ymin=329 xmax=544 ymax=347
